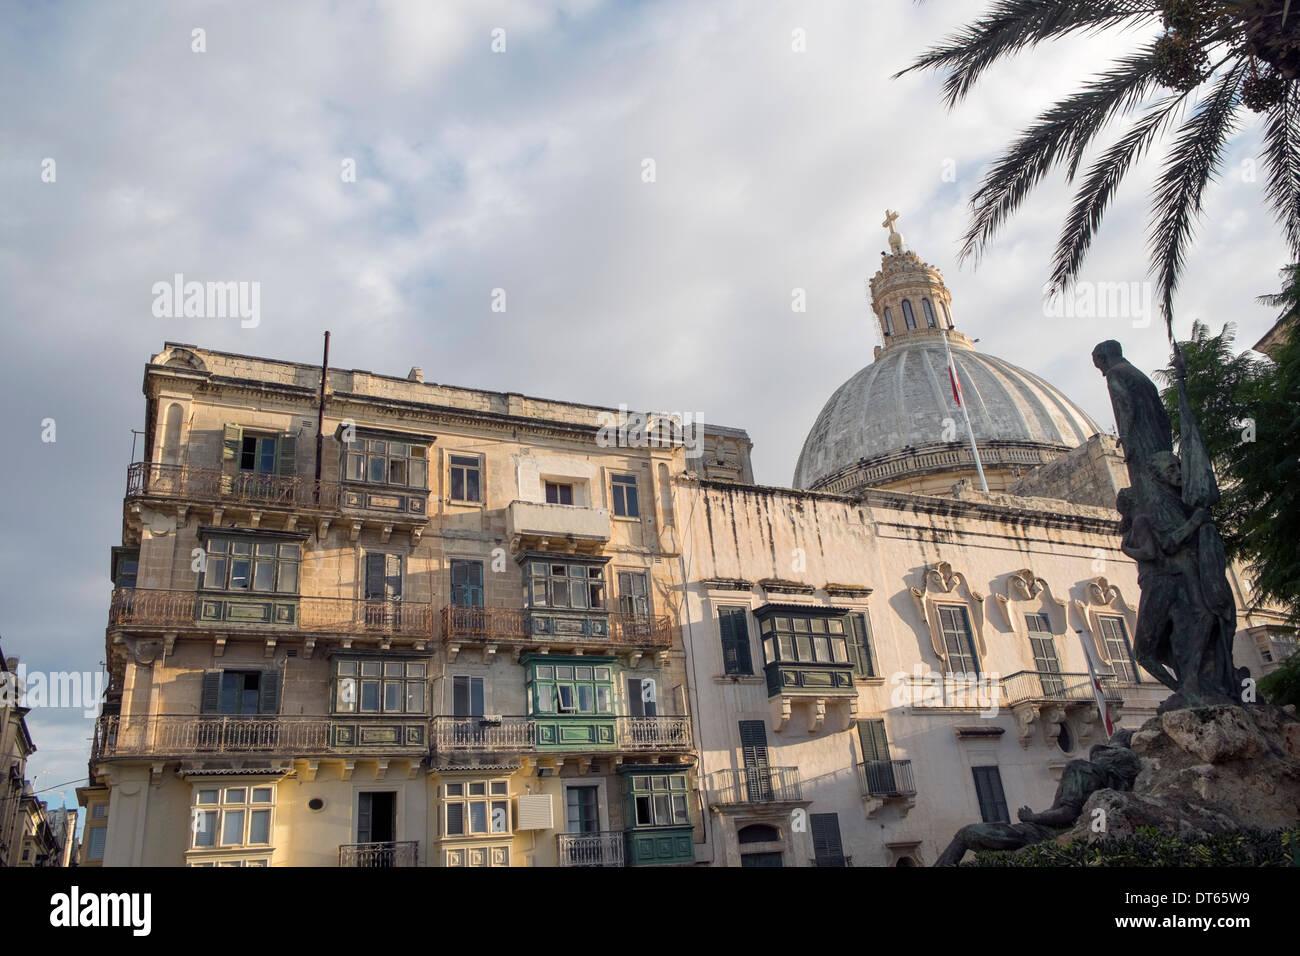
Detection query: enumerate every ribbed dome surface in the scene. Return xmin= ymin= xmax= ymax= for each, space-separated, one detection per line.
xmin=793 ymin=340 xmax=1101 ymax=490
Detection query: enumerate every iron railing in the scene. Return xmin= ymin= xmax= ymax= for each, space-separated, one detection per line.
xmin=440 ymin=605 xmax=673 ymax=649
xmin=857 ymin=759 xmax=916 ymax=798
xmin=127 ymin=462 xmax=339 ymax=509
xmin=108 ymin=588 xmax=435 ymax=638
xmin=557 ymin=832 xmax=624 ymax=867
xmin=338 ymin=841 xmax=418 ymax=867
xmin=810 ymin=854 xmax=854 ymax=867
xmin=92 ymin=714 xmax=427 ymax=759
xmin=708 ymin=766 xmax=803 ymax=806
xmin=615 ymin=716 xmax=691 ymax=750
xmin=1001 ymin=670 xmax=1121 ymax=706
xmin=432 ymin=716 xmax=536 ymax=752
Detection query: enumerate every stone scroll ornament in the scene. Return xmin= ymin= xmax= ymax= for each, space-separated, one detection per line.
xmin=1092 ymin=340 xmax=1243 ymax=710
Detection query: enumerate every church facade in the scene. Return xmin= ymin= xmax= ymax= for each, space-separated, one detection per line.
xmin=80 ymin=222 xmax=1290 ymax=866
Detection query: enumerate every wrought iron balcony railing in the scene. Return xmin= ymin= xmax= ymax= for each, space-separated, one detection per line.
xmin=615 ymin=716 xmax=691 ymax=750
xmin=810 ymin=854 xmax=854 ymax=867
xmin=92 ymin=714 xmax=428 ymax=760
xmin=440 ymin=605 xmax=673 ymax=649
xmin=1000 ymin=670 xmax=1122 ymax=707
xmin=109 ymin=588 xmax=435 ymax=638
xmin=127 ymin=462 xmax=339 ymax=509
xmin=432 ymin=716 xmax=537 ymax=752
xmin=338 ymin=841 xmax=418 ymax=867
xmin=707 ymin=766 xmax=803 ymax=806
xmin=857 ymin=759 xmax=916 ymax=798
xmin=557 ymin=831 xmax=624 ymax=867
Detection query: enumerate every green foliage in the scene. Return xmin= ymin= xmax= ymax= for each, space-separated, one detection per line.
xmin=968 ymin=825 xmax=1300 ymax=866
xmin=1258 ymin=651 xmax=1300 ymax=708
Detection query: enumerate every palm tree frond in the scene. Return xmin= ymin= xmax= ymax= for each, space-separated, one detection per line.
xmin=1261 ymin=88 xmax=1300 ymax=256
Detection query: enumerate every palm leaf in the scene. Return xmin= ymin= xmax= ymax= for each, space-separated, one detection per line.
xmin=1261 ymin=87 xmax=1300 ymax=256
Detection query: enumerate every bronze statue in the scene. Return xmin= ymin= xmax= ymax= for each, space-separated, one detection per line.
xmin=934 ymin=731 xmax=1140 ymax=865
xmin=1094 ymin=341 xmax=1239 ymax=709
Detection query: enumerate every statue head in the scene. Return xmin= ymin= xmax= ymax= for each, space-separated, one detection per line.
xmin=1089 ymin=731 xmax=1142 ymax=790
xmin=1115 ymin=487 xmax=1133 ymax=531
xmin=1092 ymin=340 xmax=1123 ymax=374
xmin=1148 ymin=451 xmax=1182 ymax=489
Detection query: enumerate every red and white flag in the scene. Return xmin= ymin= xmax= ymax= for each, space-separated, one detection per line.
xmin=1077 ymin=630 xmax=1115 ymax=739
xmin=947 ymin=352 xmax=965 ymax=408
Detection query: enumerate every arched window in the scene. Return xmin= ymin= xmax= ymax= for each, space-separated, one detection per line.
xmin=922 ymin=298 xmax=937 ymax=328
xmin=162 ymin=403 xmax=183 ymax=465
xmin=942 ymin=302 xmax=953 ymax=328
xmin=883 ymin=307 xmax=894 ymax=335
xmin=901 ymin=299 xmax=917 ymax=330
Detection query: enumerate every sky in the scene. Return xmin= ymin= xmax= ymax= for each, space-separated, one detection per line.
xmin=0 ymin=0 xmax=1291 ymax=820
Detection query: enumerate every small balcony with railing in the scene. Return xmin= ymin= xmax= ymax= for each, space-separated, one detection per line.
xmin=109 ymin=588 xmax=435 ymax=644
xmin=557 ymin=831 xmax=625 ymax=867
xmin=338 ymin=841 xmax=418 ymax=867
xmin=706 ymin=767 xmax=804 ymax=810
xmin=432 ymin=716 xmax=537 ymax=753
xmin=507 ymin=500 xmax=611 ymax=555
xmin=126 ymin=462 xmax=338 ymax=512
xmin=1000 ymin=670 xmax=1124 ymax=747
xmin=440 ymin=605 xmax=673 ymax=660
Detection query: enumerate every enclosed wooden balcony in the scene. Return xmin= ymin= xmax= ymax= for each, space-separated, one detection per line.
xmin=126 ymin=462 xmax=338 ymax=510
xmin=92 ymin=714 xmax=429 ymax=760
xmin=440 ymin=605 xmax=673 ymax=658
xmin=108 ymin=588 xmax=435 ymax=641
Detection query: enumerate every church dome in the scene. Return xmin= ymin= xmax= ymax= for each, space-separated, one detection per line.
xmin=792 ymin=213 xmax=1101 ymax=496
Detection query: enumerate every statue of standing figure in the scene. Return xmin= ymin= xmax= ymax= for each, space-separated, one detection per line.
xmin=1092 ymin=341 xmax=1240 ymax=709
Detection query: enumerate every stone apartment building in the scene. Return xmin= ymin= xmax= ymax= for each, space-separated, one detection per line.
xmin=81 ymin=224 xmax=1293 ymax=866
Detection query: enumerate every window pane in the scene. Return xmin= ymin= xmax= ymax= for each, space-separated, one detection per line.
xmin=446 ymin=803 xmax=464 ymax=836
xmin=197 ymin=789 xmax=219 ymax=805
xmin=409 ymin=459 xmax=427 ymax=488
xmin=490 ymin=781 xmax=508 ymax=796
xmin=469 ymin=802 xmax=487 ymax=833
xmin=346 ymin=453 xmax=364 ymax=480
xmin=253 ymin=560 xmax=275 ymax=591
xmin=193 ymin=810 xmax=217 ymax=847
xmin=537 ymin=684 xmax=554 ymax=713
xmin=360 ymin=680 xmax=380 ymax=712
xmin=383 ymin=681 xmax=402 ymax=712
xmin=249 ymin=809 xmax=271 ymax=844
xmin=361 ymin=661 xmax=381 ymax=677
xmin=406 ymin=682 xmax=425 ymax=712
xmin=222 ymin=809 xmax=246 ymax=845
xmin=252 ymin=788 xmax=273 ymax=803
xmin=369 ymin=456 xmax=387 ymax=483
xmin=491 ymin=800 xmax=509 ymax=833
xmin=277 ymin=561 xmax=298 ymax=593
xmin=577 ymin=685 xmax=594 ymax=712
xmin=389 ymin=459 xmax=407 ymax=485
xmin=229 ymin=559 xmax=251 ymax=589
xmin=596 ymin=686 xmax=612 ymax=713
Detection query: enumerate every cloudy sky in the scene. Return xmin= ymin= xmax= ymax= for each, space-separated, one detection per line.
xmin=0 ymin=0 xmax=1289 ymax=817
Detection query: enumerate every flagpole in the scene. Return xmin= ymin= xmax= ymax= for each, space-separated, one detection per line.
xmin=1077 ymin=628 xmax=1114 ymax=741
xmin=943 ymin=329 xmax=989 ymax=492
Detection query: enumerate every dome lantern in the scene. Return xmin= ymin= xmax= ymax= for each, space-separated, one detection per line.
xmin=869 ymin=211 xmax=970 ymax=356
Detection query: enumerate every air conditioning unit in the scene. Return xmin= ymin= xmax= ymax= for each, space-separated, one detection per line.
xmin=515 ymin=794 xmax=554 ymax=831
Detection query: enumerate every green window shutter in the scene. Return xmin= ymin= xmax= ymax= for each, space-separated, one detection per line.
xmin=200 ymin=671 xmax=222 ymax=713
xmin=276 ymin=435 xmax=296 ymax=476
xmin=856 ymin=719 xmax=890 ymax=762
xmin=259 ymin=671 xmax=282 ymax=714
xmin=364 ymin=553 xmax=387 ymax=600
xmin=851 ymin=614 xmax=875 ymax=677
xmin=809 ymin=813 xmax=844 ymax=863
xmin=222 ymin=424 xmax=242 ymax=461
xmin=739 ymin=721 xmax=769 ymax=769
xmin=972 ymin=766 xmax=1009 ymax=824
xmin=719 ymin=608 xmax=753 ymax=675
xmin=385 ymin=554 xmax=402 ymax=600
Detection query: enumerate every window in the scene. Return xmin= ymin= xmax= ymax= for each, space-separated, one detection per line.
xmin=629 ymin=774 xmax=689 ymax=828
xmin=240 ymin=434 xmax=282 ymax=475
xmin=810 ymin=813 xmax=847 ymax=866
xmin=201 ymin=537 xmax=301 ymax=593
xmin=357 ymin=791 xmax=395 ymax=843
xmin=527 ymin=561 xmax=604 ymax=609
xmin=443 ymin=780 xmax=510 ymax=836
xmin=86 ymin=827 xmax=106 ymax=861
xmin=545 ymin=481 xmax=574 ymax=505
xmin=1026 ymin=613 xmax=1064 ymax=696
xmin=343 ymin=436 xmax=428 ymax=489
xmin=757 ymin=613 xmax=850 ymax=665
xmin=972 ymin=766 xmax=1009 ymax=824
xmin=920 ymin=299 xmax=941 ymax=329
xmin=453 ymin=676 xmax=485 ymax=717
xmin=849 ymin=612 xmax=876 ymax=678
xmin=191 ymin=786 xmax=274 ymax=850
xmin=449 ymin=454 xmax=482 ymax=503
xmin=91 ymin=804 xmax=108 ymax=820
xmin=112 ymin=549 xmax=138 ymax=588
xmin=1099 ymin=615 xmax=1139 ymax=684
xmin=450 ymin=560 xmax=484 ymax=608
xmin=739 ymin=720 xmax=772 ymax=801
xmin=616 ymin=570 xmax=649 ymax=616
xmin=566 ymin=785 xmax=599 ymax=834
xmin=883 ymin=307 xmax=894 ymax=335
xmin=529 ymin=662 xmax=614 ymax=716
xmin=718 ymin=606 xmax=753 ymax=676
xmin=611 ymin=474 xmax=640 ymax=517
xmin=937 ymin=605 xmax=981 ymax=675
xmin=857 ymin=718 xmax=899 ymax=794
xmin=942 ymin=302 xmax=953 ymax=328
xmin=201 ymin=670 xmax=281 ymax=716
xmin=334 ymin=659 xmax=426 ymax=714
xmin=902 ymin=299 xmax=917 ymax=330
xmin=627 ymin=676 xmax=658 ymax=717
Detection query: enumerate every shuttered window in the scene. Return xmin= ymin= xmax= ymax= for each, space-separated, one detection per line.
xmin=627 ymin=677 xmax=658 ymax=717
xmin=1026 ymin=613 xmax=1065 ymax=696
xmin=938 ymin=605 xmax=981 ymax=676
xmin=972 ymin=766 xmax=1009 ymax=824
xmin=718 ymin=607 xmax=753 ymax=675
xmin=739 ymin=720 xmax=772 ymax=801
xmin=200 ymin=670 xmax=281 ymax=715
xmin=450 ymin=560 xmax=484 ymax=607
xmin=810 ymin=813 xmax=846 ymax=866
xmin=1099 ymin=615 xmax=1139 ymax=684
xmin=848 ymin=612 xmax=876 ymax=678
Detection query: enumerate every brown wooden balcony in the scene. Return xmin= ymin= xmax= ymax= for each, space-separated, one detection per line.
xmin=92 ymin=714 xmax=429 ymax=760
xmin=108 ymin=588 xmax=435 ymax=639
xmin=440 ymin=605 xmax=673 ymax=653
xmin=126 ymin=462 xmax=338 ymax=509
xmin=339 ymin=841 xmax=418 ymax=867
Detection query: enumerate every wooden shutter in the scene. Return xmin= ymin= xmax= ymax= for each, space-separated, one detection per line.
xmin=856 ymin=719 xmax=890 ymax=762
xmin=739 ymin=721 xmax=769 ymax=769
xmin=719 ymin=608 xmax=752 ymax=675
xmin=627 ymin=678 xmax=645 ymax=717
xmin=809 ymin=813 xmax=844 ymax=863
xmin=364 ymin=553 xmax=387 ymax=600
xmin=259 ymin=671 xmax=282 ymax=715
xmin=385 ymin=554 xmax=402 ymax=600
xmin=453 ymin=676 xmax=469 ymax=717
xmin=222 ymin=424 xmax=242 ymax=461
xmin=200 ymin=671 xmax=222 ymax=714
xmin=851 ymin=614 xmax=875 ymax=677
xmin=276 ymin=435 xmax=297 ymax=476
xmin=972 ymin=766 xmax=1009 ymax=824
xmin=357 ymin=792 xmax=373 ymax=843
